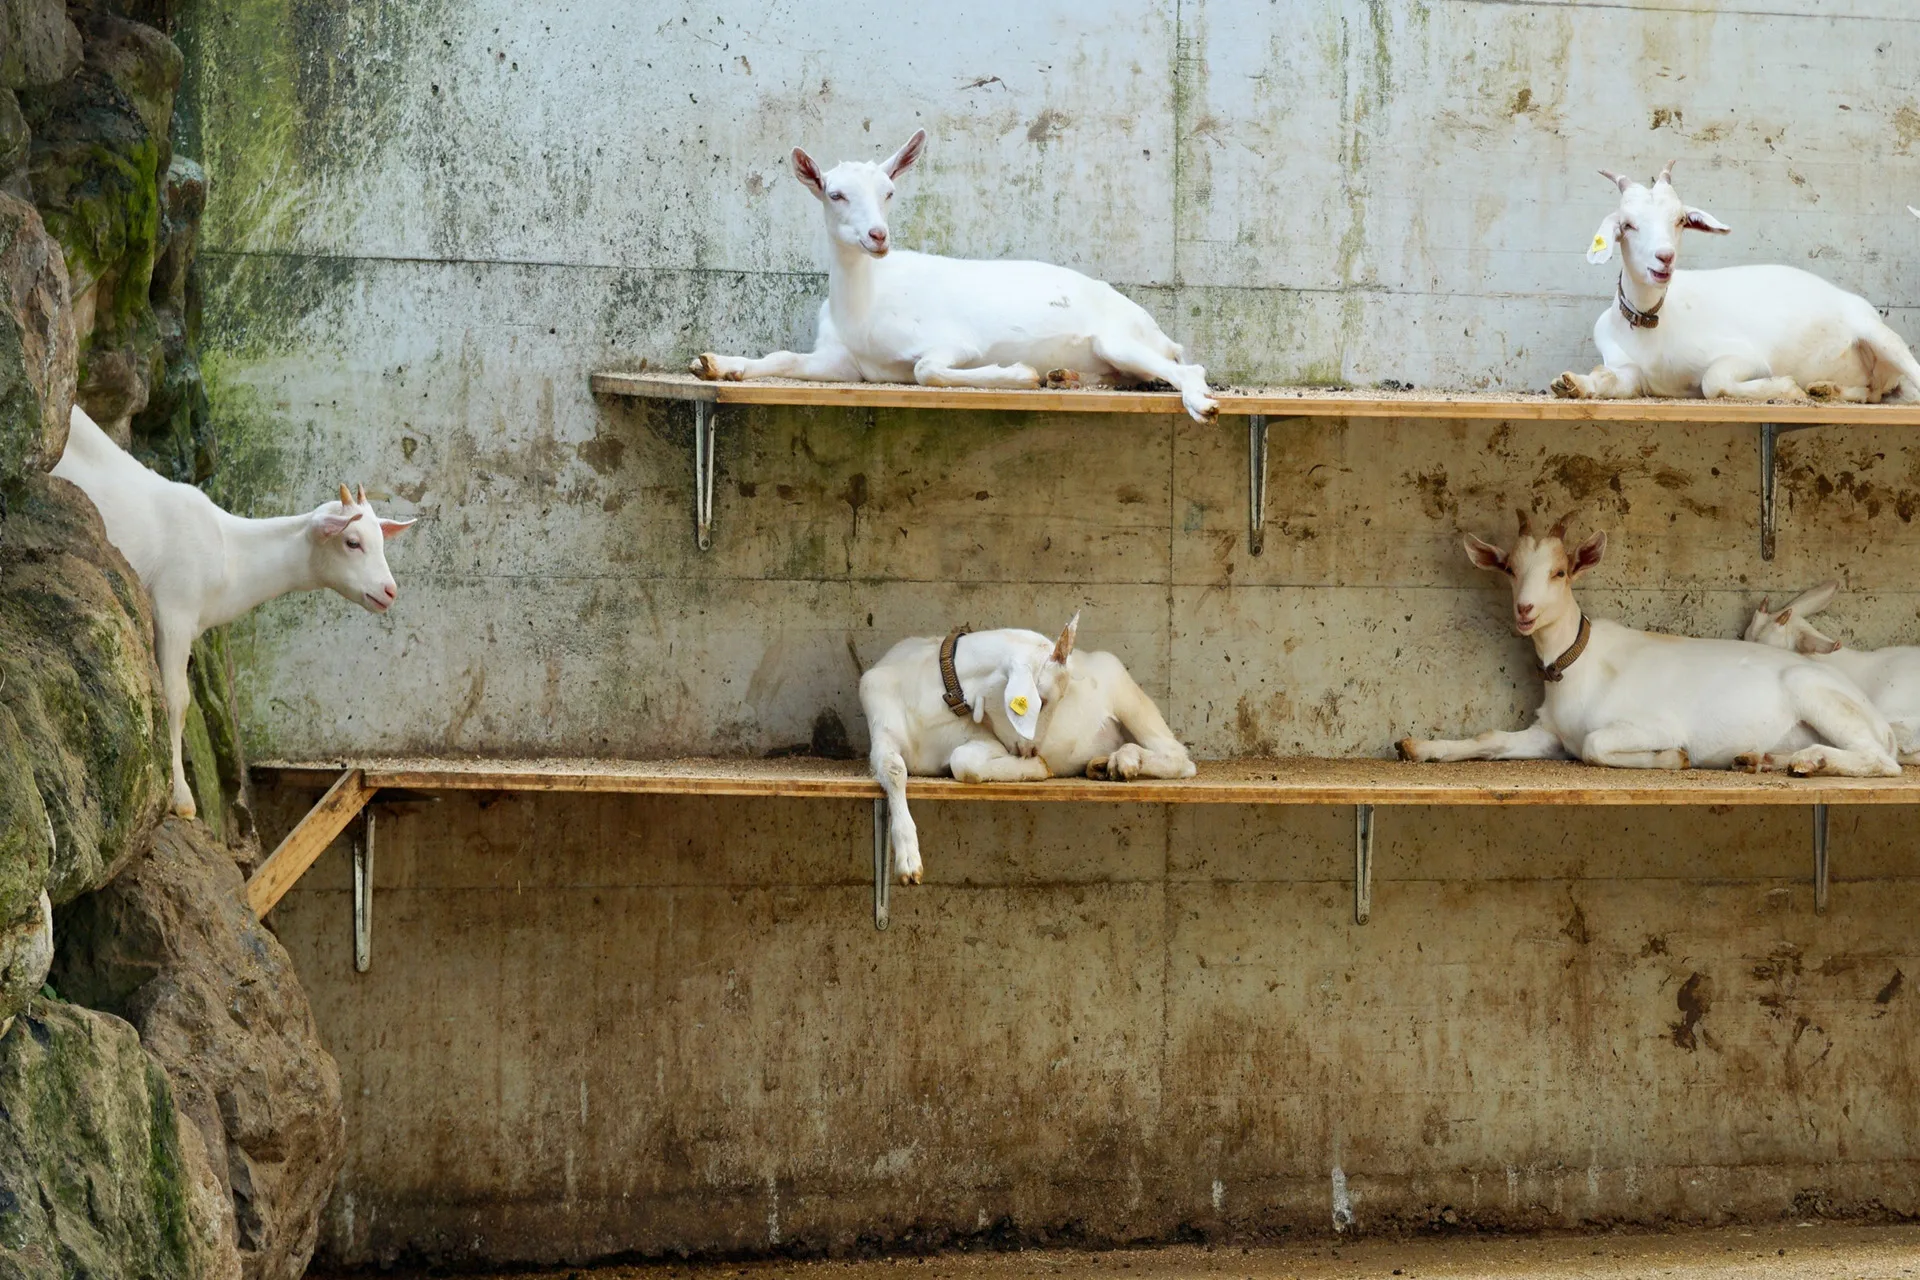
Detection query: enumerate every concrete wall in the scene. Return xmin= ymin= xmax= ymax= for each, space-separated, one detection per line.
xmin=177 ymin=0 xmax=1920 ymax=1267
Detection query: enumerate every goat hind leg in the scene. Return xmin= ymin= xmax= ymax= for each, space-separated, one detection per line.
xmin=949 ymin=739 xmax=1051 ymax=783
xmin=697 ymin=344 xmax=862 ymax=383
xmin=1785 ymin=678 xmax=1902 ymax=776
xmin=1397 ymin=722 xmax=1565 ymax=763
xmin=1578 ymin=724 xmax=1690 ymax=770
xmin=1092 ymin=333 xmax=1217 ymax=422
xmin=1701 ymin=355 xmax=1806 ymax=402
xmin=155 ymin=622 xmax=197 ymax=819
xmin=913 ymin=352 xmax=1042 ymax=390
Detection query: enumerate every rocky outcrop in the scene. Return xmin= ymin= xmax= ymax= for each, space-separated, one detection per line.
xmin=55 ymin=818 xmax=346 ymax=1280
xmin=0 ymin=1000 xmax=238 ymax=1280
xmin=0 ymin=191 xmax=74 ymax=486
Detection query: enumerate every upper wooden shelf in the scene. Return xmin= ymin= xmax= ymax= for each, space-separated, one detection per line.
xmin=251 ymin=755 xmax=1920 ymax=807
xmin=590 ymin=371 xmax=1920 ymax=426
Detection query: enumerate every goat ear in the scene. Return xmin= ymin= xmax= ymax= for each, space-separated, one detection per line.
xmin=312 ymin=511 xmax=362 ymax=540
xmin=1683 ymin=207 xmax=1730 ymax=234
xmin=1587 ymin=213 xmax=1621 ymax=264
xmin=1003 ymin=664 xmax=1041 ymax=741
xmin=1799 ymin=630 xmax=1843 ymax=656
xmin=792 ymin=147 xmax=825 ymax=196
xmin=1052 ymin=611 xmax=1079 ymax=663
xmin=378 ymin=517 xmax=417 ymax=539
xmin=1571 ymin=530 xmax=1606 ymax=576
xmin=883 ymin=129 xmax=926 ymax=179
xmin=1786 ymin=580 xmax=1839 ymax=616
xmin=1463 ymin=534 xmax=1508 ymax=574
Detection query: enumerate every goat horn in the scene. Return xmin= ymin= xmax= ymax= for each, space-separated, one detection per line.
xmin=1657 ymin=159 xmax=1676 ymax=185
xmin=356 ymin=484 xmax=366 ymax=505
xmin=1515 ymin=508 xmax=1534 ymax=536
xmin=1598 ymin=168 xmax=1630 ymax=193
xmin=338 ymin=483 xmax=352 ymax=506
xmin=1759 ymin=595 xmax=1771 ymax=613
xmin=1550 ymin=510 xmax=1577 ymax=540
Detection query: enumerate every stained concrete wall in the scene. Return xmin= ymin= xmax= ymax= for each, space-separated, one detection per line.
xmin=176 ymin=0 xmax=1920 ymax=1268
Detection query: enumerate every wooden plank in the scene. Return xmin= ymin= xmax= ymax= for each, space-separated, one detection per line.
xmin=246 ymin=768 xmax=376 ymax=917
xmin=252 ymin=756 xmax=1920 ymax=808
xmin=589 ymin=371 xmax=1920 ymax=426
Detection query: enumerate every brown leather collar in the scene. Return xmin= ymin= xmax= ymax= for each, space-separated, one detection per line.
xmin=939 ymin=626 xmax=972 ymax=716
xmin=1540 ymin=615 xmax=1592 ymax=683
xmin=1617 ymin=278 xmax=1662 ymax=329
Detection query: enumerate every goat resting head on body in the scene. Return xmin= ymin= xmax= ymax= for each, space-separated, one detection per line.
xmin=1585 ymin=161 xmax=1731 ymax=289
xmin=1462 ymin=510 xmax=1607 ymax=637
xmin=790 ymin=129 xmax=927 ymax=259
xmin=1744 ymin=581 xmax=1843 ymax=654
xmin=991 ymin=613 xmax=1079 ymax=742
xmin=313 ymin=482 xmax=415 ymax=614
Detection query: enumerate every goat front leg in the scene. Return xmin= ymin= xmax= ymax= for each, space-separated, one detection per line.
xmin=949 ymin=738 xmax=1052 ymax=783
xmin=1397 ymin=721 xmax=1565 ymax=763
xmin=1700 ymin=355 xmax=1807 ymax=402
xmin=691 ymin=344 xmax=862 ymax=383
xmin=869 ymin=737 xmax=923 ymax=884
xmin=1577 ymin=724 xmax=1690 ymax=770
xmin=154 ymin=619 xmax=197 ymax=819
xmin=1551 ymin=364 xmax=1645 ymax=400
xmin=912 ymin=351 xmax=1042 ymax=391
xmin=1091 ymin=333 xmax=1219 ymax=422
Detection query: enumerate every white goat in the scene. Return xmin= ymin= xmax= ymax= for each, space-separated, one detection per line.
xmin=692 ymin=130 xmax=1219 ymax=423
xmin=1552 ymin=162 xmax=1920 ymax=403
xmin=1744 ymin=581 xmax=1920 ymax=763
xmin=861 ymin=614 xmax=1196 ymax=883
xmin=52 ymin=406 xmax=414 ymax=819
xmin=1397 ymin=511 xmax=1900 ymax=777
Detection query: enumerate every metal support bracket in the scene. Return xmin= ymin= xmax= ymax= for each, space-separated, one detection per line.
xmin=352 ymin=807 xmax=375 ymax=973
xmin=1248 ymin=414 xmax=1270 ymax=556
xmin=693 ymin=399 xmax=718 ymax=551
xmin=1812 ymin=802 xmax=1829 ymax=915
xmin=1760 ymin=423 xmax=1819 ymax=561
xmin=872 ymin=797 xmax=891 ymax=932
xmin=1354 ymin=803 xmax=1375 ymax=925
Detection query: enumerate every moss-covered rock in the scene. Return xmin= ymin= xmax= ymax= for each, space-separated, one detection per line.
xmin=131 ymin=152 xmax=208 ymax=480
xmin=0 ymin=0 xmax=81 ymax=94
xmin=55 ymin=818 xmax=343 ymax=1280
xmin=0 ymin=92 xmax=27 ymax=200
xmin=0 ymin=190 xmax=75 ymax=487
xmin=18 ymin=10 xmax=181 ymax=434
xmin=0 ymin=473 xmax=168 ymax=903
xmin=0 ymin=999 xmax=238 ymax=1280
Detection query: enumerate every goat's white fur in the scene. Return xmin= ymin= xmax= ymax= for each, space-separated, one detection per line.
xmin=1744 ymin=581 xmax=1920 ymax=764
xmin=860 ymin=614 xmax=1195 ymax=883
xmin=1553 ymin=162 xmax=1920 ymax=403
xmin=52 ymin=406 xmax=414 ymax=819
xmin=693 ymin=130 xmax=1219 ymax=423
xmin=1398 ymin=512 xmax=1900 ymax=777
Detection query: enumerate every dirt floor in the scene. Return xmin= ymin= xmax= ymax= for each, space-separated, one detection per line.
xmin=338 ymin=1223 xmax=1920 ymax=1279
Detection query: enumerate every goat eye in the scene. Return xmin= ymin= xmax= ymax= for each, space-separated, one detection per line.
xmin=828 ymin=191 xmax=845 ymax=202
xmin=345 ymin=538 xmax=362 ymax=551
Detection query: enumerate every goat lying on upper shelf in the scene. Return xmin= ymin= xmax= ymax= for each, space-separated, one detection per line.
xmin=1552 ymin=160 xmax=1920 ymax=404
xmin=690 ymin=129 xmax=1219 ymax=423
xmin=1743 ymin=581 xmax=1920 ymax=764
xmin=861 ymin=614 xmax=1196 ymax=884
xmin=1396 ymin=510 xmax=1901 ymax=777
xmin=53 ymin=406 xmax=415 ymax=820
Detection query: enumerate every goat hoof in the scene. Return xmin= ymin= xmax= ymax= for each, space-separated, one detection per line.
xmin=1806 ymin=381 xmax=1842 ymax=402
xmin=1043 ymin=368 xmax=1082 ymax=389
xmin=899 ymin=869 xmax=922 ymax=886
xmin=1549 ymin=373 xmax=1585 ymax=400
xmin=1674 ymin=749 xmax=1691 ymax=770
xmin=690 ymin=354 xmax=721 ymax=380
xmin=1086 ymin=756 xmax=1111 ymax=781
xmin=172 ymin=799 xmax=197 ymax=820
xmin=1395 ymin=737 xmax=1419 ymax=761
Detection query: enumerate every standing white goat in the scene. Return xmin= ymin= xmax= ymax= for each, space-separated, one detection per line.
xmin=1552 ymin=162 xmax=1920 ymax=403
xmin=860 ymin=614 xmax=1196 ymax=884
xmin=1397 ymin=511 xmax=1900 ymax=776
xmin=53 ymin=406 xmax=414 ymax=819
xmin=1744 ymin=581 xmax=1920 ymax=763
xmin=691 ymin=130 xmax=1219 ymax=423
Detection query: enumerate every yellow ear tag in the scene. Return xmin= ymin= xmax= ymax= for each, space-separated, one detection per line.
xmin=1008 ymin=695 xmax=1030 ymax=716
xmin=1590 ymin=233 xmax=1607 ymax=254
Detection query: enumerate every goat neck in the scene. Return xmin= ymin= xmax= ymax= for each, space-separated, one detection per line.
xmin=1618 ymin=267 xmax=1670 ymax=325
xmin=1529 ymin=598 xmax=1588 ymax=674
xmin=207 ymin=512 xmax=324 ymax=629
xmin=826 ymin=235 xmax=881 ymax=333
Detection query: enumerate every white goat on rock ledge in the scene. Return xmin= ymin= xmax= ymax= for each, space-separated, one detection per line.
xmin=1553 ymin=161 xmax=1920 ymax=403
xmin=860 ymin=615 xmax=1195 ymax=884
xmin=1397 ymin=511 xmax=1900 ymax=777
xmin=692 ymin=130 xmax=1219 ymax=423
xmin=53 ymin=407 xmax=414 ymax=820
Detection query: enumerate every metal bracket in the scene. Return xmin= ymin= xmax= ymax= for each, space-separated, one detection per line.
xmin=1812 ymin=803 xmax=1829 ymax=915
xmin=1248 ymin=414 xmax=1270 ymax=556
xmin=1759 ymin=423 xmax=1819 ymax=561
xmin=693 ymin=399 xmax=718 ymax=551
xmin=352 ymin=807 xmax=374 ymax=973
xmin=1354 ymin=803 xmax=1375 ymax=925
xmin=872 ymin=797 xmax=891 ymax=931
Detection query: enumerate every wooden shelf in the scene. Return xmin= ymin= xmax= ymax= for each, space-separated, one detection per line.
xmin=252 ymin=754 xmax=1920 ymax=805
xmin=591 ymin=371 xmax=1920 ymax=425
